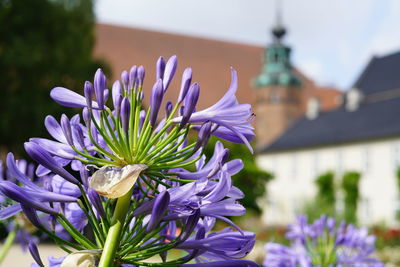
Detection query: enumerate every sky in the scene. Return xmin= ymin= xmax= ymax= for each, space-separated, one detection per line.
xmin=95 ymin=0 xmax=400 ymax=90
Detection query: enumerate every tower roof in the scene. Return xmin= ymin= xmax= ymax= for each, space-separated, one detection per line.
xmin=253 ymin=2 xmax=301 ymax=88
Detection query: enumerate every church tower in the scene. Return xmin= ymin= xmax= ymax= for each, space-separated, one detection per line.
xmin=253 ymin=8 xmax=303 ymax=150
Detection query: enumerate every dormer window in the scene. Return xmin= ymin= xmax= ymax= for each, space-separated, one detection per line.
xmin=346 ymin=88 xmax=363 ymax=111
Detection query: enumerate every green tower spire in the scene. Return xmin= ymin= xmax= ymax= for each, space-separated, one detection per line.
xmin=253 ymin=3 xmax=301 ymax=87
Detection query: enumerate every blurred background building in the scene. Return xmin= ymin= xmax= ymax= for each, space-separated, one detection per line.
xmin=258 ymin=51 xmax=400 ymax=226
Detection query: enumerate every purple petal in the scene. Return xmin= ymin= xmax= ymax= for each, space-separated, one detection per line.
xmin=0 ymin=204 xmax=22 ymax=220
xmin=25 ymin=142 xmax=79 ymax=185
xmin=50 ymin=87 xmax=100 ymax=109
xmin=163 ymin=55 xmax=177 ymax=91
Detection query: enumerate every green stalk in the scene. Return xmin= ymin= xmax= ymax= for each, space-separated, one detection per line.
xmin=98 ymin=190 xmax=132 ymax=267
xmin=0 ymin=227 xmax=16 ymax=264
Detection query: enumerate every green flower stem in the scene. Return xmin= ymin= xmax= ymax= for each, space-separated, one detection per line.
xmin=57 ymin=216 xmax=97 ymax=249
xmin=132 ymin=95 xmax=141 ymax=151
xmin=101 ymin=112 xmax=125 ymax=156
xmin=145 ymin=174 xmax=171 ymax=188
xmin=152 ymin=142 xmax=195 ymax=164
xmin=135 ymin=110 xmax=151 ymax=157
xmin=128 ymin=90 xmax=137 ymax=153
xmin=141 ymin=127 xmax=181 ymax=162
xmin=0 ymin=226 xmax=16 ymax=264
xmin=86 ymin=121 xmax=121 ymax=163
xmin=151 ymin=130 xmax=191 ymax=162
xmin=98 ymin=113 xmax=122 ymax=156
xmin=152 ymin=154 xmax=202 ymax=170
xmin=98 ymin=190 xmax=132 ymax=267
xmin=71 ymin=145 xmax=115 ymax=166
xmin=40 ymin=225 xmax=84 ymax=250
xmin=78 ymin=185 xmax=106 ymax=243
xmin=137 ymin=121 xmax=173 ymax=160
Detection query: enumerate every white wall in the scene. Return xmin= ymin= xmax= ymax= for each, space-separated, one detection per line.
xmin=256 ymin=138 xmax=400 ymax=226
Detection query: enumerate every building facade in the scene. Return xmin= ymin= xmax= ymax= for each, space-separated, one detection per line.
xmin=252 ymin=21 xmax=341 ymax=150
xmin=257 ymin=51 xmax=400 ymax=226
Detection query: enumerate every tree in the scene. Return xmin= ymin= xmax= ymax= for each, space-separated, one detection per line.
xmin=342 ymin=171 xmax=361 ymax=223
xmin=315 ymin=171 xmax=336 ymax=215
xmin=0 ymin=0 xmax=109 ymax=154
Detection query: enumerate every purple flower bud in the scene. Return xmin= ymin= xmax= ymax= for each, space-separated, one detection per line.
xmin=72 ymin=124 xmax=86 ymax=150
xmin=147 ymin=191 xmax=170 ymax=232
xmin=121 ymin=70 xmax=129 ymax=89
xmin=82 ymin=108 xmax=91 ymax=127
xmin=180 ymin=83 xmax=200 ymax=128
xmin=156 ymin=56 xmax=165 ymax=80
xmin=0 ymin=204 xmax=21 ymax=220
xmin=121 ymin=97 xmax=130 ymax=133
xmin=129 ymin=65 xmax=137 ymax=90
xmin=29 ymin=240 xmax=44 ymax=267
xmin=139 ymin=110 xmax=146 ymax=133
xmin=221 ymin=148 xmax=230 ymax=165
xmin=165 ymin=101 xmax=173 ymax=118
xmin=138 ymin=91 xmax=144 ymax=101
xmin=112 ymin=81 xmax=122 ymax=110
xmin=0 ymin=181 xmax=58 ymax=215
xmin=179 ymin=105 xmax=184 ymax=116
xmin=90 ymin=124 xmax=99 ymax=143
xmin=60 ymin=114 xmax=73 ymax=146
xmin=94 ymin=68 xmax=106 ymax=110
xmin=194 ymin=121 xmax=212 ymax=151
xmin=104 ymin=89 xmax=109 ymax=104
xmin=80 ymin=168 xmax=89 ymax=188
xmin=137 ymin=65 xmax=145 ymax=87
xmin=178 ymin=68 xmax=192 ymax=103
xmin=24 ymin=142 xmax=79 ymax=185
xmin=84 ymin=81 xmax=93 ymax=110
xmin=150 ymin=79 xmax=164 ymax=127
xmin=180 ymin=209 xmax=201 ymax=242
xmin=87 ymin=188 xmax=105 ymax=218
xmin=21 ymin=204 xmax=42 ymax=229
xmin=163 ymin=55 xmax=177 ymax=92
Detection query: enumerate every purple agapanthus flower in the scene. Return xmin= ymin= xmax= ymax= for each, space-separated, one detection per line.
xmin=172 ymin=68 xmax=255 ymax=152
xmin=3 ymin=55 xmax=257 ymax=266
xmin=263 ymin=215 xmax=384 ymax=267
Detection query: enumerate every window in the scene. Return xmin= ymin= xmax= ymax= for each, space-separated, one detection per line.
xmin=362 ymin=146 xmax=370 ymax=172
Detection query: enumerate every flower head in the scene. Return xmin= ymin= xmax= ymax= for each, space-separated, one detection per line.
xmin=264 ymin=215 xmax=383 ymax=267
xmin=3 ymin=55 xmax=256 ymax=266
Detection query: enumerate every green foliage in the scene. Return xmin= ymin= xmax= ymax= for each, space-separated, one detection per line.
xmin=396 ymin=166 xmax=400 ymax=221
xmin=301 ymin=172 xmax=337 ymax=221
xmin=342 ymin=171 xmax=361 ymax=223
xmin=0 ymin=0 xmax=109 ymax=154
xmin=396 ymin=166 xmax=400 ymax=189
xmin=204 ymin=137 xmax=273 ymax=213
xmin=315 ymin=171 xmax=335 ymax=214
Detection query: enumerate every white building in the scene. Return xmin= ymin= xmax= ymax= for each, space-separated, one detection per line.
xmin=257 ymin=51 xmax=400 ymax=226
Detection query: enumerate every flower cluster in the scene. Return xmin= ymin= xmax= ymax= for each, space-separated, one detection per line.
xmin=263 ymin=215 xmax=383 ymax=267
xmin=0 ymin=55 xmax=258 ymax=266
xmin=0 ymin=158 xmax=41 ymax=259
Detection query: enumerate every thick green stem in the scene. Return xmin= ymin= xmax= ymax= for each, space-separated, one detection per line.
xmin=0 ymin=227 xmax=16 ymax=264
xmin=98 ymin=191 xmax=132 ymax=267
